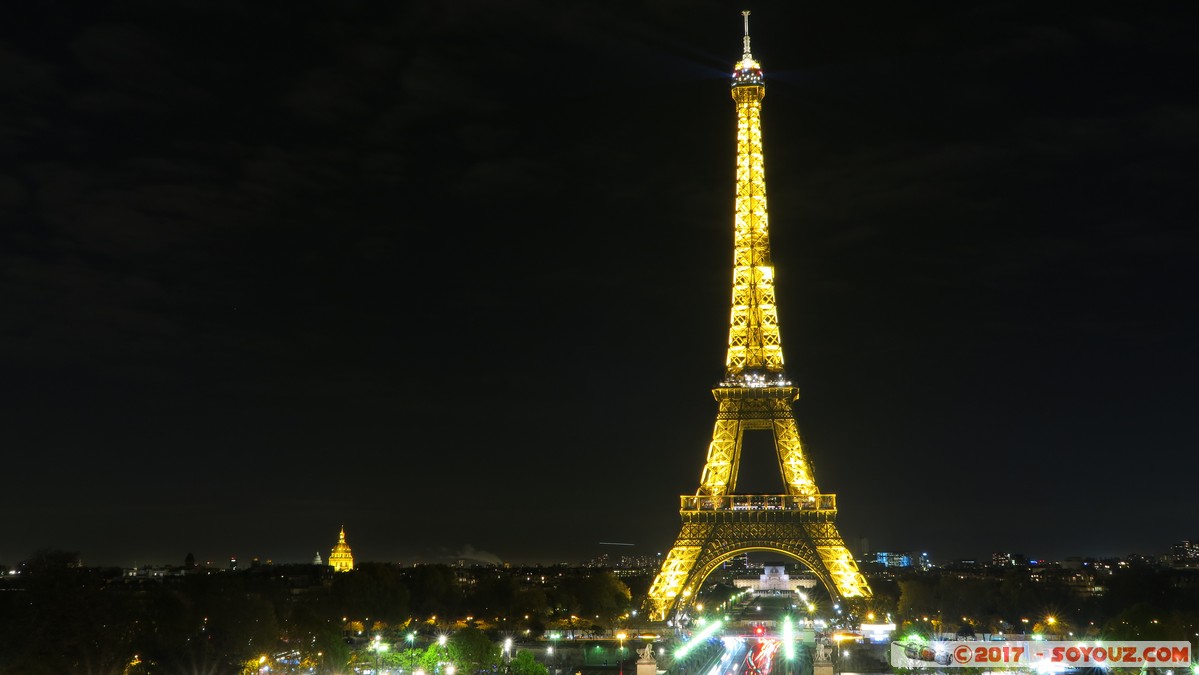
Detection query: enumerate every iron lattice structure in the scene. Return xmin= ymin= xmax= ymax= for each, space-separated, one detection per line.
xmin=645 ymin=13 xmax=871 ymax=622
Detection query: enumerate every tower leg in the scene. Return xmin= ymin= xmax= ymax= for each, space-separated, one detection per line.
xmin=646 ymin=523 xmax=712 ymax=622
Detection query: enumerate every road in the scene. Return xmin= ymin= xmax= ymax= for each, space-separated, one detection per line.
xmin=695 ymin=637 xmax=799 ymax=675
xmin=685 ymin=593 xmax=814 ymax=675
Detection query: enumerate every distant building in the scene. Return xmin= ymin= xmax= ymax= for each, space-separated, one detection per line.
xmin=733 ymin=562 xmax=816 ymax=594
xmin=876 ymin=551 xmax=912 ymax=568
xmin=1061 ymin=570 xmax=1106 ymax=597
xmin=992 ymin=552 xmax=1027 ymax=567
xmin=329 ymin=526 xmax=354 ymax=572
xmin=866 ymin=551 xmax=932 ymax=570
xmin=1126 ymin=553 xmax=1157 ymax=567
xmin=723 ymin=552 xmax=749 ymax=572
xmin=1171 ymin=541 xmax=1198 ymax=567
xmin=312 ymin=551 xmax=323 ymax=565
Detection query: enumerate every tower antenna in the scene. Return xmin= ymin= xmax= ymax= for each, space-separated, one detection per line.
xmin=741 ymin=10 xmax=753 ymax=61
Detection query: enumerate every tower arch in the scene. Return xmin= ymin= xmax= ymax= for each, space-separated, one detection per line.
xmin=691 ymin=546 xmax=832 ymax=599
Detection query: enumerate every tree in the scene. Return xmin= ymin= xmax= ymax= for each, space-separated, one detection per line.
xmin=201 ymin=584 xmax=281 ymax=670
xmin=555 ymin=571 xmax=631 ymax=626
xmin=0 ymin=551 xmax=136 ymax=675
xmin=416 ymin=643 xmax=446 ymax=673
xmin=312 ymin=629 xmax=353 ymax=674
xmin=285 ymin=594 xmax=351 ymax=674
xmin=897 ymin=577 xmax=938 ymax=619
xmin=449 ymin=627 xmax=500 ymax=673
xmin=511 ymin=650 xmax=549 ymax=675
xmin=468 ymin=574 xmax=520 ymax=620
xmin=331 ymin=562 xmax=411 ymax=624
xmin=408 ymin=565 xmax=461 ymax=616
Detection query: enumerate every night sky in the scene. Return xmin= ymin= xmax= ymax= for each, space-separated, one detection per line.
xmin=3 ymin=1 xmax=1197 ymax=569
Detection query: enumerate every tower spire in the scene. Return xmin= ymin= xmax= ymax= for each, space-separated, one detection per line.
xmin=741 ymin=10 xmax=753 ymax=62
xmin=727 ymin=10 xmax=778 ymax=383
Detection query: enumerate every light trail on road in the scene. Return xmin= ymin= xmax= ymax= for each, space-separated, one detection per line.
xmin=703 ymin=637 xmax=784 ymax=675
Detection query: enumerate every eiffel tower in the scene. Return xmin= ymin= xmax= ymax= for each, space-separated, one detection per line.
xmin=645 ymin=12 xmax=871 ymax=622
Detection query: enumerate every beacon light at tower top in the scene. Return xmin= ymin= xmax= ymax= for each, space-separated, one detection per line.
xmin=733 ymin=10 xmax=763 ymax=85
xmin=734 ymin=59 xmax=762 ymax=84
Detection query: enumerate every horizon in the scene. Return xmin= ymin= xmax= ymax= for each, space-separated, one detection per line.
xmin=11 ymin=537 xmax=1190 ymax=571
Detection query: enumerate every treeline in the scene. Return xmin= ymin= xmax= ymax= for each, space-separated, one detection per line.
xmin=0 ymin=550 xmax=634 ymax=675
xmin=887 ymin=568 xmax=1199 ymax=642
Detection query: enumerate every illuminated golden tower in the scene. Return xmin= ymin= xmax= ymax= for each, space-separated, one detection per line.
xmin=646 ymin=12 xmax=871 ymax=621
xmin=328 ymin=525 xmax=354 ymax=572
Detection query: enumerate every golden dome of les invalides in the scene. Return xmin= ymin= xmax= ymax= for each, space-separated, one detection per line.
xmin=328 ymin=525 xmax=354 ymax=572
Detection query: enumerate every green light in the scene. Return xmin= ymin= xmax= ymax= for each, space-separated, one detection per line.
xmin=674 ymin=619 xmax=723 ymax=660
xmin=783 ymin=616 xmax=795 ymax=661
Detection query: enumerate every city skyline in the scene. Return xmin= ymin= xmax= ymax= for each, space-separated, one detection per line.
xmin=3 ymin=3 xmax=1197 ymax=569
xmin=20 ymin=529 xmax=1197 ymax=571
xmin=60 ymin=529 xmax=1194 ymax=573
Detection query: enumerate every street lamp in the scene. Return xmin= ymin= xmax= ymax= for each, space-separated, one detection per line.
xmin=436 ymin=634 xmax=448 ymax=674
xmin=404 ymin=632 xmax=417 ymax=672
xmin=371 ymin=636 xmax=390 ymax=675
xmin=616 ymin=633 xmax=627 ymax=675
